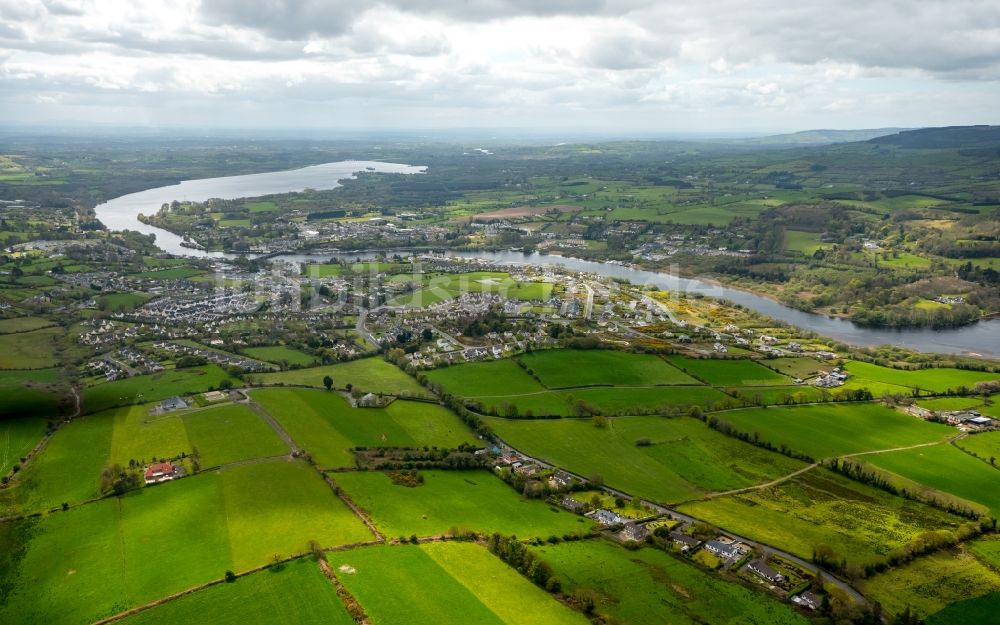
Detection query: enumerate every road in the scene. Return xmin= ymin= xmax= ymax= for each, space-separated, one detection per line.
xmin=355 ymin=308 xmax=380 ymax=349
xmin=491 ymin=434 xmax=869 ymax=605
xmin=582 ymin=282 xmax=594 ymax=320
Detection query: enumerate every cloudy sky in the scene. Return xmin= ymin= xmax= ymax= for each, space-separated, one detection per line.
xmin=1 ymin=0 xmax=999 ymax=134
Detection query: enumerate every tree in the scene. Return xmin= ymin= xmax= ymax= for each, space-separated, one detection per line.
xmin=421 ymin=328 xmax=434 ymax=342
xmin=225 ymin=570 xmax=236 ymax=583
xmin=346 ymin=383 xmax=353 ymax=393
xmin=323 ymin=375 xmax=333 ymax=391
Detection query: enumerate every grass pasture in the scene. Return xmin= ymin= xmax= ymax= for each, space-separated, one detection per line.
xmin=843 ymin=361 xmax=999 ymax=394
xmin=667 ymin=355 xmax=791 ymax=386
xmin=0 ymin=418 xmax=47 ymax=474
xmin=0 ymin=368 xmax=65 ymax=418
xmin=182 ymin=404 xmax=288 ymax=468
xmin=955 ymin=431 xmax=1000 ymax=469
xmin=484 ymin=415 xmax=804 ymax=503
xmin=713 ymin=403 xmax=954 ymax=459
xmin=0 ymin=316 xmax=55 ymax=333
xmin=0 ymin=326 xmax=61 ymax=369
xmin=388 ymin=271 xmax=553 ymax=307
xmin=256 ymin=358 xmax=430 ymax=398
xmin=243 ymin=345 xmax=318 ymax=367
xmin=328 ymin=543 xmax=589 ymax=625
xmin=519 ymin=349 xmax=698 ymax=387
xmin=784 ymin=229 xmax=831 ymax=256
xmin=534 ymin=539 xmax=808 ymax=625
xmin=928 ymin=592 xmax=1000 ymax=625
xmin=0 ymin=460 xmax=370 ymax=625
xmin=333 ymin=470 xmax=589 ymax=539
xmin=82 ymin=365 xmax=237 ymax=414
xmin=678 ymin=468 xmax=970 ymax=568
xmin=117 ymin=558 xmax=354 ymax=625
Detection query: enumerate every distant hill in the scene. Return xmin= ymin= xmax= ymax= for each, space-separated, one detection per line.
xmin=722 ymin=128 xmax=907 ymax=146
xmin=868 ymin=125 xmax=1000 ymax=149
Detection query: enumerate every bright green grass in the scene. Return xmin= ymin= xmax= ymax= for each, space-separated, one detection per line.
xmin=328 ymin=543 xmax=589 ymax=625
xmin=0 ymin=462 xmax=370 ymax=625
xmin=425 ymin=359 xmax=547 ymax=396
xmin=301 ymin=263 xmax=344 ymax=277
xmin=843 ymin=361 xmax=999 ymax=394
xmin=96 ymin=292 xmax=152 ymax=312
xmin=220 ymin=462 xmax=373 ymax=569
xmin=257 ymin=358 xmax=430 ymax=398
xmin=110 ymin=405 xmax=190 ymax=466
xmin=534 ymin=539 xmax=809 ymax=625
xmin=252 ymin=389 xmax=473 ymax=467
xmin=117 ymin=558 xmax=354 ymax=625
xmin=678 ymin=468 xmax=970 ymax=568
xmin=519 ymin=350 xmax=699 ymax=387
xmin=969 ymin=535 xmax=1000 ymax=568
xmin=714 ymin=403 xmax=954 ymax=459
xmin=0 ymin=316 xmax=55 ymax=333
xmin=333 ymin=470 xmax=590 ymax=538
xmin=83 ymin=365 xmax=238 ymax=414
xmin=727 ymin=385 xmax=824 ymax=405
xmin=0 ymin=418 xmax=47 ymax=474
xmin=389 ymin=272 xmax=554 ymax=307
xmin=954 ymin=431 xmax=1000 ymax=467
xmin=762 ymin=356 xmax=826 ymax=379
xmin=784 ymin=230 xmax=831 ymax=255
xmin=918 ymin=396 xmax=985 ymax=412
xmin=243 ymin=345 xmax=318 ymax=367
xmin=667 ymin=356 xmax=791 ymax=386
xmin=182 ymin=404 xmax=288 ymax=468
xmin=0 ymin=368 xmax=64 ymax=418
xmin=561 ymin=386 xmax=733 ymax=414
xmin=877 ymin=251 xmax=932 ymax=269
xmin=483 ymin=416 xmax=804 ymax=503
xmin=0 ymin=326 xmax=61 ymax=369
xmin=860 ymin=548 xmax=1000 ymax=620
xmin=865 ymin=443 xmax=1000 ymax=516
xmin=928 ymin=592 xmax=1000 ymax=625
xmin=0 ymin=412 xmax=112 ymax=515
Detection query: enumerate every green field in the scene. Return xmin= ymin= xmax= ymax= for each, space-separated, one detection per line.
xmin=727 ymin=385 xmax=824 ymax=405
xmin=0 ymin=367 xmax=64 ymax=418
xmin=83 ymin=365 xmax=238 ymax=414
xmin=860 ymin=547 xmax=1000 ymax=619
xmin=0 ymin=316 xmax=55 ymax=333
xmin=252 ymin=388 xmax=473 ymax=467
xmin=0 ymin=461 xmax=371 ymax=625
xmin=534 ymin=539 xmax=809 ymax=625
xmin=301 ymin=263 xmax=344 ymax=277
xmin=954 ymin=431 xmax=1000 ymax=468
xmin=762 ymin=357 xmax=827 ymax=379
xmin=713 ymin=403 xmax=954 ymax=459
xmin=0 ymin=417 xmax=47 ymax=474
xmin=117 ymin=558 xmax=354 ymax=625
xmin=519 ymin=350 xmax=698 ymax=387
xmin=678 ymin=468 xmax=970 ymax=568
xmin=0 ymin=326 xmax=61 ymax=369
xmin=843 ymin=361 xmax=999 ymax=394
xmin=425 ymin=359 xmax=547 ymax=396
xmin=96 ymin=292 xmax=152 ymax=312
xmin=484 ymin=415 xmax=804 ymax=503
xmin=109 ymin=404 xmax=191 ymax=466
xmin=243 ymin=345 xmax=318 ymax=367
xmin=389 ymin=271 xmax=553 ymax=307
xmin=328 ymin=542 xmax=590 ymax=625
xmin=784 ymin=229 xmax=831 ymax=255
xmin=928 ymin=592 xmax=1000 ymax=625
xmin=918 ymin=396 xmax=986 ymax=412
xmin=865 ymin=443 xmax=1000 ymax=516
xmin=182 ymin=404 xmax=288 ymax=468
xmin=334 ymin=470 xmax=590 ymax=538
xmin=256 ymin=358 xmax=430 ymax=398
xmin=667 ymin=355 xmax=791 ymax=386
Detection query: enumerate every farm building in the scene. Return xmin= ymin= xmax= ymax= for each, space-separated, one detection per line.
xmin=587 ymin=509 xmax=627 ymax=527
xmin=670 ymin=531 xmax=700 ymax=552
xmin=704 ymin=539 xmax=741 ymax=560
xmin=144 ymin=462 xmax=177 ymax=485
xmin=746 ymin=559 xmax=784 ymax=583
xmin=620 ymin=522 xmax=649 ymax=542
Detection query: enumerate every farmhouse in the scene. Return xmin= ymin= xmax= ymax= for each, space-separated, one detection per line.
xmin=561 ymin=496 xmax=586 ymax=513
xmin=746 ymin=559 xmax=784 ymax=583
xmin=144 ymin=462 xmax=177 ymax=485
xmin=792 ymin=590 xmax=822 ymax=611
xmin=704 ymin=539 xmax=741 ymax=560
xmin=158 ymin=396 xmax=188 ymax=412
xmin=587 ymin=509 xmax=627 ymax=527
xmin=620 ymin=522 xmax=649 ymax=542
xmin=669 ymin=531 xmax=701 ymax=552
xmin=548 ymin=470 xmax=577 ymax=490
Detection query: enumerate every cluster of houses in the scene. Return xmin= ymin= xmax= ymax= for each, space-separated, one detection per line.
xmin=812 ymin=367 xmax=849 ymax=388
xmin=136 ymin=292 xmax=260 ymax=324
xmin=151 ymin=340 xmax=274 ymax=372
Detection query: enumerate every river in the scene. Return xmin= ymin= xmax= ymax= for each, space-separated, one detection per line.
xmin=94 ymin=162 xmax=1000 ymax=359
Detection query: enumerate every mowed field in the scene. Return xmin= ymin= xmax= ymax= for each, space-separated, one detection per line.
xmin=667 ymin=355 xmax=791 ymax=386
xmin=864 ymin=443 xmax=1000 ymax=516
xmin=328 ymin=542 xmax=590 ymax=625
xmin=243 ymin=345 xmax=318 ymax=367
xmin=0 ymin=368 xmax=65 ymax=418
xmin=82 ymin=364 xmax=238 ymax=414
xmin=678 ymin=468 xmax=971 ymax=568
xmin=333 ymin=470 xmax=590 ymax=539
xmin=0 ymin=326 xmax=62 ymax=369
xmin=534 ymin=539 xmax=809 ymax=625
xmin=117 ymin=557 xmax=355 ymax=625
xmin=0 ymin=461 xmax=372 ymax=625
xmin=252 ymin=389 xmax=474 ymax=468
xmin=713 ymin=403 xmax=954 ymax=459
xmin=843 ymin=361 xmax=999 ymax=394
xmin=0 ymin=417 xmax=48 ymax=474
xmin=519 ymin=349 xmax=699 ymax=387
xmin=388 ymin=271 xmax=554 ymax=307
xmin=256 ymin=357 xmax=431 ymax=398
xmin=483 ymin=415 xmax=804 ymax=503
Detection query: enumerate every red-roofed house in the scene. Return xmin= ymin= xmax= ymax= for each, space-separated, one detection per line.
xmin=144 ymin=462 xmax=177 ymax=485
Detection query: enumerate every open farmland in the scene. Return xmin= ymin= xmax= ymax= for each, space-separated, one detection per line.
xmin=328 ymin=543 xmax=590 ymax=625
xmin=243 ymin=345 xmax=319 ymax=367
xmin=534 ymin=539 xmax=809 ymax=625
xmin=388 ymin=271 xmax=554 ymax=307
xmin=484 ymin=415 xmax=804 ymax=502
xmin=519 ymin=349 xmax=699 ymax=387
xmin=859 ymin=547 xmax=1000 ymax=619
xmin=953 ymin=431 xmax=1000 ymax=466
xmin=864 ymin=443 xmax=1000 ymax=516
xmin=713 ymin=403 xmax=954 ymax=459
xmin=0 ymin=368 xmax=66 ymax=418
xmin=256 ymin=357 xmax=430 ymax=398
xmin=116 ymin=558 xmax=354 ymax=625
xmin=678 ymin=468 xmax=972 ymax=568
xmin=667 ymin=355 xmax=791 ymax=386
xmin=82 ymin=365 xmax=237 ymax=414
xmin=0 ymin=417 xmax=47 ymax=474
xmin=0 ymin=461 xmax=370 ymax=625
xmin=333 ymin=470 xmax=589 ymax=538
xmin=182 ymin=404 xmax=288 ymax=468
xmin=0 ymin=326 xmax=61 ymax=369
xmin=252 ymin=388 xmax=474 ymax=468
xmin=843 ymin=361 xmax=999 ymax=394
xmin=928 ymin=592 xmax=1000 ymax=625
